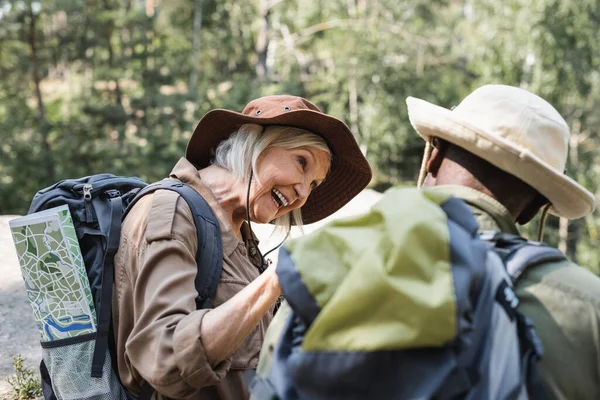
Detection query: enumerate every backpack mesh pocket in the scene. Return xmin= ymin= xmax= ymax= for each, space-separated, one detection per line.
xmin=41 ymin=335 xmax=131 ymax=400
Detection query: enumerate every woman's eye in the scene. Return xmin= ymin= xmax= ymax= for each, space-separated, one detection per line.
xmin=310 ymin=181 xmax=317 ymax=190
xmin=298 ymin=156 xmax=307 ymax=167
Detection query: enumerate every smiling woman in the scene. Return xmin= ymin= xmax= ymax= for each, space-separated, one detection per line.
xmin=112 ymin=95 xmax=371 ymax=400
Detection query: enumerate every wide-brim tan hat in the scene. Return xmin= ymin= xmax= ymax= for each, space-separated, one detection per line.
xmin=186 ymin=95 xmax=372 ymax=224
xmin=407 ymin=84 xmax=596 ymax=219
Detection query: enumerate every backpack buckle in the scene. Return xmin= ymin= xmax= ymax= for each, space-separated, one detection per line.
xmin=196 ymin=296 xmax=214 ymax=309
xmin=105 ymin=189 xmax=121 ymax=198
xmin=479 ymin=230 xmax=499 ymax=241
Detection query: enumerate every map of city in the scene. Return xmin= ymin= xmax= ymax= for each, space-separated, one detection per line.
xmin=10 ymin=205 xmax=96 ymax=342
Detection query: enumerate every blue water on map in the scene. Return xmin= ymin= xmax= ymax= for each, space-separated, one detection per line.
xmin=44 ymin=315 xmax=94 ymax=341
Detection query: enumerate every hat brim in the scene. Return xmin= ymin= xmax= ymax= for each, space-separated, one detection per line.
xmin=406 ymin=97 xmax=596 ymax=220
xmin=186 ymin=108 xmax=372 ymax=224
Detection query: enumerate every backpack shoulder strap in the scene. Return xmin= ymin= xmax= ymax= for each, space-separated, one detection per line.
xmin=480 ymin=231 xmax=560 ymax=400
xmin=480 ymin=231 xmax=567 ymax=282
xmin=92 ymin=192 xmax=123 ymax=377
xmin=505 ymin=244 xmax=566 ymax=282
xmin=124 ymin=180 xmax=223 ymax=309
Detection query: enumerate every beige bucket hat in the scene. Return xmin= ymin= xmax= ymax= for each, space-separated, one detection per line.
xmin=406 ymin=84 xmax=596 ymax=219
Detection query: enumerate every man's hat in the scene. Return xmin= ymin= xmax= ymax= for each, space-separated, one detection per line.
xmin=186 ymin=95 xmax=372 ymax=224
xmin=406 ymin=84 xmax=595 ymax=219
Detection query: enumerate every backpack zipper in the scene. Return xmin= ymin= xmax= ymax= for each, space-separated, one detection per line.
xmin=83 ymin=184 xmax=93 ymax=200
xmin=83 ymin=183 xmax=94 ymax=222
xmin=74 ymin=178 xmax=146 ymax=197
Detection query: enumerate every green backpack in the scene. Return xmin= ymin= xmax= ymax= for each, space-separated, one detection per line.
xmin=250 ymin=187 xmax=561 ymax=400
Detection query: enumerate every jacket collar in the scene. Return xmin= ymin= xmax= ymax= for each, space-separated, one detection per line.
xmin=426 ymin=185 xmax=520 ymax=235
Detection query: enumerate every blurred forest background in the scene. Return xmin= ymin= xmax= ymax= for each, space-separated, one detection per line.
xmin=0 ymin=0 xmax=599 ymax=274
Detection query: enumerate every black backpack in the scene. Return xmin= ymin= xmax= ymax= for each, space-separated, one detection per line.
xmin=28 ymin=174 xmax=223 ymax=400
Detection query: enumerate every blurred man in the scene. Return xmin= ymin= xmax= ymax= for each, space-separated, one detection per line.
xmin=407 ymin=84 xmax=600 ymax=400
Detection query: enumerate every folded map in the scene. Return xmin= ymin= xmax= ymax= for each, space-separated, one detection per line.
xmin=10 ymin=205 xmax=96 ymax=342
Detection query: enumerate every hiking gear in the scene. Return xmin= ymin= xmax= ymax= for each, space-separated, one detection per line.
xmin=407 ymin=84 xmax=595 ymax=220
xmin=185 ymin=95 xmax=372 ymax=224
xmin=28 ymin=175 xmax=222 ymax=400
xmin=249 ymin=187 xmax=555 ymax=400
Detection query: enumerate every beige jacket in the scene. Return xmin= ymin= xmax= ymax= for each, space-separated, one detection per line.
xmin=112 ymin=158 xmax=273 ymax=399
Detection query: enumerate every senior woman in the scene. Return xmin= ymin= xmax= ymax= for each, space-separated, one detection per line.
xmin=112 ymin=95 xmax=371 ymax=399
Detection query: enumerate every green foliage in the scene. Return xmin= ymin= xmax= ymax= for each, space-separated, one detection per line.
xmin=0 ymin=0 xmax=599 ymax=274
xmin=5 ymin=355 xmax=42 ymax=400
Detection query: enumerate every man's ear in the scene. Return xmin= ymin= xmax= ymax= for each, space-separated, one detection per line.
xmin=517 ymin=194 xmax=549 ymax=225
xmin=426 ymin=138 xmax=447 ymax=177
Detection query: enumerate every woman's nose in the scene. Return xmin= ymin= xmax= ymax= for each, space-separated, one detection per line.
xmin=294 ymin=182 xmax=310 ymax=202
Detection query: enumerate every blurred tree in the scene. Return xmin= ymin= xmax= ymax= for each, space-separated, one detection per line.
xmin=0 ymin=0 xmax=598 ymax=274
xmin=459 ymin=0 xmax=600 ymax=273
xmin=264 ymin=0 xmax=473 ymax=188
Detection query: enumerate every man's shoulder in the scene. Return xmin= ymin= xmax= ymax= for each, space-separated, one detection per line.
xmin=516 ymin=258 xmax=600 ymax=399
xmin=517 ymin=258 xmax=600 ymax=307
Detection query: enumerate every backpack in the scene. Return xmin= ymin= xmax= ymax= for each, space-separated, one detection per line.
xmin=249 ymin=187 xmax=564 ymax=400
xmin=27 ymin=174 xmax=223 ymax=400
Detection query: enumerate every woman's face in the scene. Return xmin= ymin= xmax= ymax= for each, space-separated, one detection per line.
xmin=249 ymin=145 xmax=331 ymax=223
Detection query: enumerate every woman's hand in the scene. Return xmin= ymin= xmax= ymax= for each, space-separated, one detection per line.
xmin=263 ymin=262 xmax=281 ymax=297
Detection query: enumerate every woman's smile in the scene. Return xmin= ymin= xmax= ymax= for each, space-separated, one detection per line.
xmin=271 ymin=188 xmax=289 ymax=208
xmin=250 ymin=146 xmax=331 ymax=223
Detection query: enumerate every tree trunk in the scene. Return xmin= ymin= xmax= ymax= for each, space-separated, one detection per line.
xmin=255 ymin=0 xmax=271 ymax=82
xmin=189 ymin=0 xmax=204 ymax=93
xmin=567 ymin=219 xmax=580 ymax=263
xmin=347 ymin=0 xmax=357 ymax=17
xmin=146 ymin=0 xmax=155 ymax=17
xmin=558 ymin=217 xmax=568 ymax=254
xmin=348 ymin=76 xmax=359 ymax=135
xmin=103 ymin=0 xmax=125 ymax=145
xmin=103 ymin=0 xmax=123 ymax=107
xmin=562 ymin=116 xmax=582 ymax=261
xmin=28 ymin=1 xmax=55 ymax=182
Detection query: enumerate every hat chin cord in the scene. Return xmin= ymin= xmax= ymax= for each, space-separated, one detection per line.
xmin=245 ymin=169 xmax=291 ymax=272
xmin=537 ymin=204 xmax=551 ymax=242
xmin=417 ymin=139 xmax=433 ymax=187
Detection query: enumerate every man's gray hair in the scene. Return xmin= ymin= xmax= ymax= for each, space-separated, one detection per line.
xmin=213 ymin=124 xmax=331 ymax=227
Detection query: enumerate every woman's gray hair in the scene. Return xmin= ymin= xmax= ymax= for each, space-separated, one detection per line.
xmin=213 ymin=124 xmax=331 ymax=227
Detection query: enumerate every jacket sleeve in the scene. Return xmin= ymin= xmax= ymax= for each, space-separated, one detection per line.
xmin=516 ymin=260 xmax=600 ymax=400
xmin=123 ymin=190 xmax=231 ymax=398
